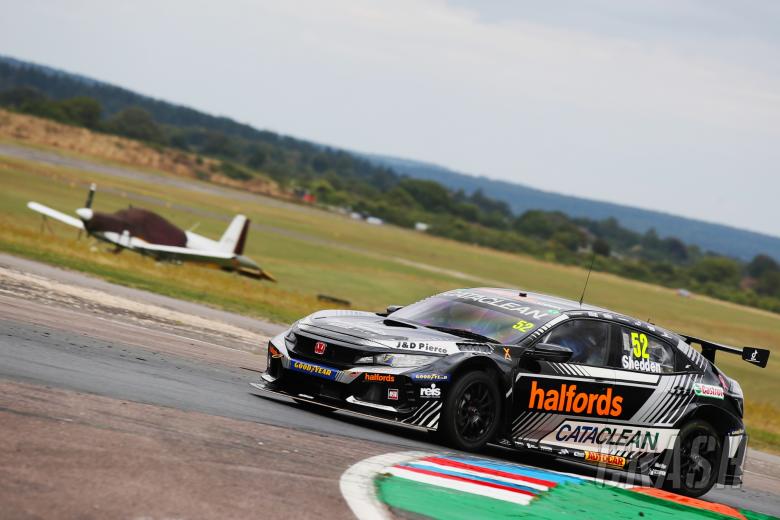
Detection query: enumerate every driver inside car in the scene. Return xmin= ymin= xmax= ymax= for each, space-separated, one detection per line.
xmin=542 ymin=320 xmax=608 ymax=365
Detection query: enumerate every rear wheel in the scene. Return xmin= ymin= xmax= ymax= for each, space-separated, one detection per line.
xmin=662 ymin=419 xmax=722 ymax=498
xmin=438 ymin=371 xmax=501 ymax=451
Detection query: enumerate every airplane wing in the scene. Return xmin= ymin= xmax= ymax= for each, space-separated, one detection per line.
xmin=101 ymin=233 xmax=274 ymax=281
xmin=27 ymin=202 xmax=84 ymax=229
xmin=98 ymin=232 xmax=237 ymax=263
xmin=127 ymin=238 xmax=235 ymax=263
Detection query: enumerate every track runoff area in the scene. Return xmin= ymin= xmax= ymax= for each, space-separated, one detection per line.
xmin=341 ymin=452 xmax=776 ymax=520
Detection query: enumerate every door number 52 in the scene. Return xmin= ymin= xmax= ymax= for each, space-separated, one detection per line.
xmin=631 ymin=332 xmax=649 ymax=360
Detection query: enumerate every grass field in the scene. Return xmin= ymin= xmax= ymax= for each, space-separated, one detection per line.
xmin=1 ymin=144 xmax=778 ymax=452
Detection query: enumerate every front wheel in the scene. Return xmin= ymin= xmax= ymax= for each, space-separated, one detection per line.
xmin=661 ymin=419 xmax=722 ymax=498
xmin=438 ymin=371 xmax=501 ymax=451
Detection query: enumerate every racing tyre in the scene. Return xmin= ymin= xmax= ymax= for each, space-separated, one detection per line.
xmin=438 ymin=371 xmax=501 ymax=451
xmin=662 ymin=419 xmax=722 ymax=498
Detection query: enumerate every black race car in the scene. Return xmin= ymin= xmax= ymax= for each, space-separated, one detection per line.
xmin=251 ymin=288 xmax=770 ymax=497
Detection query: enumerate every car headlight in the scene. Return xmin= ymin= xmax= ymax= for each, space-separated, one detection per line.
xmin=283 ymin=332 xmax=296 ymax=351
xmin=355 ymin=353 xmax=440 ymax=368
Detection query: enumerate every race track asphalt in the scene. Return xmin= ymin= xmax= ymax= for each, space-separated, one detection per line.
xmin=0 ymin=253 xmax=778 ymax=518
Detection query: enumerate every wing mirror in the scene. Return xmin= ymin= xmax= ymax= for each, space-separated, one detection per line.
xmin=386 ymin=305 xmax=404 ymax=315
xmin=527 ymin=343 xmax=573 ymax=363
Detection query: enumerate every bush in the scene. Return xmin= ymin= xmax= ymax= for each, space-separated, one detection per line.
xmin=218 ymin=161 xmax=252 ymax=181
xmin=593 ymin=238 xmax=611 ymax=257
xmin=59 ymin=97 xmax=101 ymax=128
xmin=690 ymin=257 xmax=741 ymax=285
xmin=104 ymin=107 xmax=165 ymax=144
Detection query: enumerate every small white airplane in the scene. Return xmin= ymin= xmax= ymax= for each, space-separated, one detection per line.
xmin=28 ymin=183 xmax=275 ymax=281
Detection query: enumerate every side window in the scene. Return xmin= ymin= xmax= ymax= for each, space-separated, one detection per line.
xmin=617 ymin=327 xmax=675 ymax=373
xmin=541 ymin=319 xmax=610 ymax=366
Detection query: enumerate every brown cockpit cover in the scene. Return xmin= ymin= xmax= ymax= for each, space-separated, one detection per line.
xmin=86 ymin=208 xmax=187 ymax=247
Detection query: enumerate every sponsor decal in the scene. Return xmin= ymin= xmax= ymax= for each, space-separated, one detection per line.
xmin=442 ymin=289 xmax=551 ymax=321
xmin=584 ymin=451 xmax=626 ymax=468
xmin=420 ymin=384 xmax=441 ymax=399
xmin=393 ymin=341 xmax=448 ymax=354
xmin=503 ymin=347 xmax=511 ymax=360
xmin=559 ymin=449 xmax=570 ymax=455
xmin=742 ymin=347 xmax=768 ymax=367
xmin=314 ymin=341 xmax=327 ymax=355
xmin=528 ymin=380 xmax=623 ymax=417
xmin=410 ymin=373 xmax=450 ymax=382
xmin=388 ymin=388 xmax=399 ymax=401
xmin=288 ymin=359 xmax=339 ymax=381
xmin=693 ymin=383 xmax=724 ymax=399
xmin=364 ymin=373 xmax=396 ymax=383
xmin=621 ymin=355 xmax=661 ymax=373
xmin=573 ymin=451 xmax=585 ymax=457
xmin=539 ymin=445 xmax=553 ymax=452
xmin=547 ymin=421 xmax=678 ymax=453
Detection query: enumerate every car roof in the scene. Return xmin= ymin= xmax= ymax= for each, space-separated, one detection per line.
xmin=469 ymin=287 xmax=605 ymax=312
xmin=467 ymin=287 xmax=681 ymax=342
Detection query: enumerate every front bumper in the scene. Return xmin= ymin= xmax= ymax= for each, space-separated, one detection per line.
xmin=249 ymin=380 xmax=442 ymax=432
xmin=257 ymin=335 xmax=448 ymax=431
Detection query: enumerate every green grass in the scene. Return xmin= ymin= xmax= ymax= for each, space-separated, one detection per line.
xmin=1 ymin=149 xmax=779 ymax=452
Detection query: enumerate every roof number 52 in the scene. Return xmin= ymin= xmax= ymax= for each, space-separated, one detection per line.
xmin=513 ymin=320 xmax=535 ymax=333
xmin=631 ymin=332 xmax=649 ymax=359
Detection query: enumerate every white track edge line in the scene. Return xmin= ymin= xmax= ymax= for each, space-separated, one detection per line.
xmin=406 ymin=461 xmax=549 ymax=491
xmin=340 ymin=451 xmax=432 ymax=520
xmin=386 ymin=467 xmax=533 ymax=506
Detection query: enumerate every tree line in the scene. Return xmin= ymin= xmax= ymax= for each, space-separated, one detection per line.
xmin=2 ymin=84 xmax=779 ymax=313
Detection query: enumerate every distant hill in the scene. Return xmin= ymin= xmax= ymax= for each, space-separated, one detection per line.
xmin=1 ymin=54 xmax=778 ymax=262
xmin=0 ymin=55 xmax=297 ymax=145
xmin=363 ymin=155 xmax=780 ymax=261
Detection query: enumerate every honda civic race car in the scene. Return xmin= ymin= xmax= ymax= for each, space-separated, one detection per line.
xmin=251 ymin=288 xmax=770 ymax=497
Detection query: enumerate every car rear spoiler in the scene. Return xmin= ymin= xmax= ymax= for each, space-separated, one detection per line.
xmin=681 ymin=334 xmax=770 ymax=368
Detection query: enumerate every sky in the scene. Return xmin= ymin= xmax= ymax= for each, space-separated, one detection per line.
xmin=1 ymin=0 xmax=779 ymax=236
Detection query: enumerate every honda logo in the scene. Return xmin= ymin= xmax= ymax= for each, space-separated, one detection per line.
xmin=314 ymin=341 xmax=327 ymax=355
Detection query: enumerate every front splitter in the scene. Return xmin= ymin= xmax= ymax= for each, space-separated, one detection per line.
xmin=249 ymin=382 xmax=435 ymax=433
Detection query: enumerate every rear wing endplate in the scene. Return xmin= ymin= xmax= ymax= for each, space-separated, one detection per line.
xmin=681 ymin=335 xmax=770 ymax=368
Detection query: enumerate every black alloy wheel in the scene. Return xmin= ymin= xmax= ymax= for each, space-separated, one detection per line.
xmin=439 ymin=371 xmax=501 ymax=451
xmin=662 ymin=419 xmax=722 ymax=498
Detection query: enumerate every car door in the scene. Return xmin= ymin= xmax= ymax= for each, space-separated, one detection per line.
xmin=607 ymin=324 xmax=683 ymax=462
xmin=512 ymin=318 xmax=618 ymax=455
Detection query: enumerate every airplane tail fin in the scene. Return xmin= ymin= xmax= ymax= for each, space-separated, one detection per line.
xmin=219 ymin=215 xmax=250 ymax=255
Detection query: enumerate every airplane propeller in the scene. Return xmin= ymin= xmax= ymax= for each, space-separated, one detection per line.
xmin=85 ymin=183 xmax=96 ymax=209
xmin=75 ymin=183 xmax=97 ymax=240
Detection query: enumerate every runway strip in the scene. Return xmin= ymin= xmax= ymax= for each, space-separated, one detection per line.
xmin=0 ymin=253 xmax=778 ymax=518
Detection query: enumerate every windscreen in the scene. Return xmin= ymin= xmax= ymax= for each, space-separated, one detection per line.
xmin=392 ymin=289 xmax=559 ymax=344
